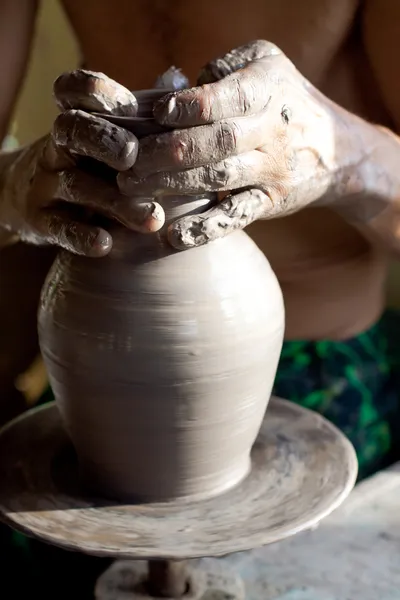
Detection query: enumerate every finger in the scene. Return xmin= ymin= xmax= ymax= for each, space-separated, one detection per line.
xmin=132 ymin=110 xmax=271 ymax=178
xmin=58 ymin=169 xmax=165 ymax=233
xmin=53 ymin=109 xmax=138 ymax=171
xmin=53 ymin=70 xmax=138 ymax=116
xmin=118 ymin=151 xmax=265 ymax=196
xmin=154 ymin=44 xmax=284 ymax=128
xmin=197 ymin=40 xmax=281 ymax=84
xmin=36 ymin=209 xmax=113 ymax=258
xmin=168 ymin=188 xmax=272 ymax=250
xmin=34 ymin=135 xmax=76 ymax=172
xmin=154 ymin=63 xmax=272 ymax=127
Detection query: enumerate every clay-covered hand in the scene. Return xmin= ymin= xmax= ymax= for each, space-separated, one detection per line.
xmin=0 ymin=71 xmax=164 ymax=257
xmin=118 ymin=40 xmax=337 ymax=249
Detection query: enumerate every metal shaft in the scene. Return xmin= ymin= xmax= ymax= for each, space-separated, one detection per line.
xmin=147 ymin=559 xmax=189 ymax=598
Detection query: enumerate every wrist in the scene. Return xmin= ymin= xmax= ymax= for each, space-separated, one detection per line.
xmin=0 ymin=148 xmax=24 ymax=247
xmin=322 ymin=103 xmax=400 ymax=222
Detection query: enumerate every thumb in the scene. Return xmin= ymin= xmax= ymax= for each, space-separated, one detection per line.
xmin=53 ymin=70 xmax=138 ymax=116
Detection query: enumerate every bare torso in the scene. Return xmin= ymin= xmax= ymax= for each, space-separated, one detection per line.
xmin=61 ymin=0 xmax=391 ymax=340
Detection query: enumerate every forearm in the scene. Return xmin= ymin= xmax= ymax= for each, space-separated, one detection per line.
xmin=324 ymin=99 xmax=400 ymax=255
xmin=0 ymin=0 xmax=39 ymax=140
xmin=0 ymin=148 xmax=56 ymax=423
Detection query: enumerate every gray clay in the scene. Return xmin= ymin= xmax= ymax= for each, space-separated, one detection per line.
xmin=37 ymin=82 xmax=285 ymax=503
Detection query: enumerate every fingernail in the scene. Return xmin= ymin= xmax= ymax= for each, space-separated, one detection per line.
xmin=143 ymin=216 xmax=164 ymax=232
xmin=147 ymin=201 xmax=164 ymax=219
xmin=144 ymin=202 xmax=165 ymax=232
xmin=88 ymin=230 xmax=112 ymax=257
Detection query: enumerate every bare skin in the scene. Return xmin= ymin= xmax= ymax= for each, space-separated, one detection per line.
xmin=0 ymin=73 xmax=168 ymax=256
xmin=0 ymin=0 xmax=400 ymax=419
xmin=57 ymin=0 xmax=400 ymax=342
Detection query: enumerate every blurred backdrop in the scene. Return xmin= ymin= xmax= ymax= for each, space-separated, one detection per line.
xmin=6 ymin=0 xmax=400 ymax=306
xmin=6 ymin=1 xmax=78 ymax=147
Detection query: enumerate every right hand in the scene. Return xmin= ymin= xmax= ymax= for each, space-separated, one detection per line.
xmin=0 ymin=71 xmax=165 ymax=257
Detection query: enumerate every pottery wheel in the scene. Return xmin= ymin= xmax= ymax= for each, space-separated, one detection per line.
xmin=0 ymin=398 xmax=357 ymax=559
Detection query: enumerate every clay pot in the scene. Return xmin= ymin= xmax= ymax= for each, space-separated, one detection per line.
xmin=38 ymin=89 xmax=285 ymax=503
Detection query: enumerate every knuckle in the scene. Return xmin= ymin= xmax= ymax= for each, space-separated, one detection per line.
xmin=53 ymin=110 xmax=81 ymax=145
xmin=210 ymin=40 xmax=283 ymax=78
xmin=63 ymin=220 xmax=80 ymax=240
xmin=54 ymin=109 xmax=79 ymax=127
xmin=195 ymin=91 xmax=213 ymax=122
xmin=43 ymin=211 xmax=62 ymax=239
xmin=59 ymin=169 xmax=77 ymax=197
xmin=219 ymin=189 xmax=265 ymax=225
xmin=255 ymin=40 xmax=282 ymax=58
xmin=180 ymin=133 xmax=196 ymax=167
xmin=215 ymin=121 xmax=239 ymax=155
xmin=232 ymin=40 xmax=283 ymax=65
xmin=232 ymin=75 xmax=257 ymax=115
xmin=164 ymin=131 xmax=190 ymax=167
xmin=208 ymin=160 xmax=238 ymax=189
xmin=159 ymin=171 xmax=173 ymax=191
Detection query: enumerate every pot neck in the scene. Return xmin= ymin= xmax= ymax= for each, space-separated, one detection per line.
xmin=108 ymin=192 xmax=217 ymax=259
xmin=159 ymin=193 xmax=217 ymax=227
xmin=101 ymin=81 xmax=219 ymax=257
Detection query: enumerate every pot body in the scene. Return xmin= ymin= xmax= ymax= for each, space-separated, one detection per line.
xmin=38 ymin=197 xmax=284 ymax=502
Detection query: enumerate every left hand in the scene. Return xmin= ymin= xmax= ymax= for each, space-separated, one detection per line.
xmin=118 ymin=40 xmax=339 ymax=250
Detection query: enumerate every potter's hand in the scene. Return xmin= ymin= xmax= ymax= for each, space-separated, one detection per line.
xmin=0 ymin=71 xmax=164 ymax=257
xmin=118 ymin=40 xmax=337 ymax=249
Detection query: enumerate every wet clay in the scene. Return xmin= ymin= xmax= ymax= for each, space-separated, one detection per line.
xmin=38 ymin=82 xmax=285 ymax=503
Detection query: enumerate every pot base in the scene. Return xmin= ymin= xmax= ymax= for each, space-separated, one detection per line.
xmin=79 ymin=453 xmax=252 ymax=505
xmin=0 ymin=397 xmax=357 ymax=559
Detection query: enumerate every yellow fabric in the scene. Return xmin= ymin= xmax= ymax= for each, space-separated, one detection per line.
xmin=15 ymin=355 xmax=48 ymax=406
